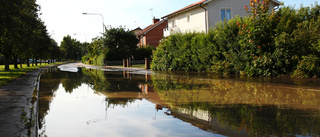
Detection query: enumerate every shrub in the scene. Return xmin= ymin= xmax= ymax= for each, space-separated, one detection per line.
xmin=96 ymin=54 xmax=106 ymax=66
xmin=293 ymin=55 xmax=320 ymax=78
xmin=134 ymin=45 xmax=156 ymax=60
xmin=82 ymin=55 xmax=89 ymax=64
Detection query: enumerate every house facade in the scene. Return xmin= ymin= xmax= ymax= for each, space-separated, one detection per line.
xmin=136 ymin=18 xmax=168 ymax=47
xmin=162 ymin=0 xmax=281 ymax=37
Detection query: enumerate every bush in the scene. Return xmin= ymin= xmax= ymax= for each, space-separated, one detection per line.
xmin=293 ymin=55 xmax=320 ymax=78
xmin=134 ymin=45 xmax=156 ymax=60
xmin=82 ymin=55 xmax=90 ymax=64
xmin=96 ymin=54 xmax=105 ymax=66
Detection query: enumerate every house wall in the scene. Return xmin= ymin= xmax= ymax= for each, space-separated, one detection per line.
xmin=164 ymin=0 xmax=279 ymax=37
xmin=207 ymin=0 xmax=279 ymax=29
xmin=207 ymin=0 xmax=248 ymax=28
xmin=145 ymin=21 xmax=167 ymax=47
xmin=138 ymin=36 xmax=147 ymax=47
xmin=165 ymin=6 xmax=207 ymax=36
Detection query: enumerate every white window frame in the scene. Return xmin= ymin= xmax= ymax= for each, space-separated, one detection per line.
xmin=220 ymin=8 xmax=232 ymax=21
xmin=172 ymin=19 xmax=176 ymax=28
xmin=186 ymin=13 xmax=191 ymax=23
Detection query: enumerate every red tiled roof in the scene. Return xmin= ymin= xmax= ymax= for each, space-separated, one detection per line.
xmin=162 ymin=0 xmax=207 ymax=19
xmin=136 ymin=19 xmax=167 ymax=36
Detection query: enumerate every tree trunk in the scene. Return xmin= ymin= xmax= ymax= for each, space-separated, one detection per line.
xmin=32 ymin=58 xmax=34 ymax=66
xmin=13 ymin=55 xmax=18 ymax=69
xmin=4 ymin=55 xmax=10 ymax=70
xmin=35 ymin=58 xmax=38 ymax=66
xmin=19 ymin=57 xmax=23 ymax=68
xmin=27 ymin=58 xmax=30 ymax=67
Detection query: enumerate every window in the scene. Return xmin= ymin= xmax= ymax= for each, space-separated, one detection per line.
xmin=221 ymin=9 xmax=231 ymax=21
xmin=187 ymin=14 xmax=191 ymax=23
xmin=172 ymin=19 xmax=177 ymax=28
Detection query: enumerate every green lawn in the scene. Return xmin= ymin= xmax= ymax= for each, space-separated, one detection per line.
xmin=0 ymin=62 xmax=62 ymax=87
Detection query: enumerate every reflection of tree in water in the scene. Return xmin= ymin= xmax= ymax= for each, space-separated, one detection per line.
xmin=39 ymin=66 xmax=148 ymax=128
xmin=82 ymin=68 xmax=147 ymax=108
xmin=105 ymin=98 xmax=139 ymax=108
xmin=81 ymin=68 xmax=146 ymax=93
xmin=151 ymin=73 xmax=320 ymax=136
xmin=38 ymin=67 xmax=88 ymax=130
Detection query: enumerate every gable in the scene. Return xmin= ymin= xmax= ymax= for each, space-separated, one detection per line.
xmin=137 ymin=19 xmax=167 ymax=36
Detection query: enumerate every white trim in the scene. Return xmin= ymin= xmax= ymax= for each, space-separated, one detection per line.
xmin=186 ymin=13 xmax=191 ymax=23
xmin=171 ymin=18 xmax=178 ymax=28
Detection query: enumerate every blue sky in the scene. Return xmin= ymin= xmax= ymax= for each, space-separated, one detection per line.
xmin=36 ymin=0 xmax=319 ymax=44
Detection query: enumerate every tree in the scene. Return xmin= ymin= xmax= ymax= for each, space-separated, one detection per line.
xmin=0 ymin=0 xmax=24 ymax=70
xmin=60 ymin=35 xmax=83 ymax=60
xmin=103 ymin=27 xmax=139 ymax=61
xmin=0 ymin=0 xmax=53 ymax=69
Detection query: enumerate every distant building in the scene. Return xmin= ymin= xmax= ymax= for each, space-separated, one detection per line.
xmin=162 ymin=0 xmax=281 ymax=37
xmin=136 ymin=18 xmax=168 ymax=47
xmin=132 ymin=27 xmax=142 ymax=35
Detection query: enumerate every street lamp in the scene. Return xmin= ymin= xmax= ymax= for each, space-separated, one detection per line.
xmin=82 ymin=12 xmax=105 ymax=34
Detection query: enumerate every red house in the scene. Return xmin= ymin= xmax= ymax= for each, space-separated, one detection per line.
xmin=136 ymin=18 xmax=167 ymax=48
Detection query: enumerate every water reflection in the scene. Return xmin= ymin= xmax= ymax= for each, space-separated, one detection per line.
xmin=38 ymin=64 xmax=320 ymax=137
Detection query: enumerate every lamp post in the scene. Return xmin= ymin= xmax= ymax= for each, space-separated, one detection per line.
xmin=82 ymin=12 xmax=105 ymax=34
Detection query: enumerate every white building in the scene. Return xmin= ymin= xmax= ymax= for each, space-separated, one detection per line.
xmin=162 ymin=0 xmax=281 ymax=37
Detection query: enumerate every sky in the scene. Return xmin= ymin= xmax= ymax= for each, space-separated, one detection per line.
xmin=36 ymin=0 xmax=319 ymax=45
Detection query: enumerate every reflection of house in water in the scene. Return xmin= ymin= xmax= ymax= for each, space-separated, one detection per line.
xmin=138 ymin=83 xmax=249 ymax=136
xmin=170 ymin=108 xmax=249 ymax=137
xmin=139 ymin=83 xmax=167 ymax=111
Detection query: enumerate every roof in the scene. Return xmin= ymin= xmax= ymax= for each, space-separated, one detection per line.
xmin=162 ymin=0 xmax=208 ymax=19
xmin=136 ymin=19 xmax=167 ymax=36
xmin=272 ymin=0 xmax=281 ymax=5
xmin=162 ymin=0 xmax=281 ymax=19
xmin=132 ymin=27 xmax=142 ymax=32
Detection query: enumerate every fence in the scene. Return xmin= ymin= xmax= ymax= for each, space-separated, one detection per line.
xmin=104 ymin=58 xmax=150 ymax=69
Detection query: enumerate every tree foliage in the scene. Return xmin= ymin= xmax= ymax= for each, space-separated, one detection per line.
xmin=0 ymin=0 xmax=60 ymax=70
xmin=103 ymin=27 xmax=138 ymax=61
xmin=60 ymin=35 xmax=84 ymax=60
xmin=84 ymin=26 xmax=139 ymax=66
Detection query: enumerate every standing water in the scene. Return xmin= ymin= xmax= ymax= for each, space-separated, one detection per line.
xmin=38 ymin=63 xmax=320 ymax=137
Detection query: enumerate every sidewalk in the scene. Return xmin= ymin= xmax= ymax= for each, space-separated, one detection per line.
xmin=0 ymin=66 xmax=49 ymax=137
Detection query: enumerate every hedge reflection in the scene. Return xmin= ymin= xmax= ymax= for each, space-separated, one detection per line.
xmin=151 ymin=74 xmax=320 ymax=136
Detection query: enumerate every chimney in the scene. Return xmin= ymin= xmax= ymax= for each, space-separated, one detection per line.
xmin=153 ymin=17 xmax=160 ymax=24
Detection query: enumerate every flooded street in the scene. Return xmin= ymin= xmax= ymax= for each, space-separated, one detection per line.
xmin=38 ymin=64 xmax=320 ymax=137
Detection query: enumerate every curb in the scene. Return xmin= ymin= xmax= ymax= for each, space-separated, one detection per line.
xmin=29 ymin=64 xmax=61 ymax=137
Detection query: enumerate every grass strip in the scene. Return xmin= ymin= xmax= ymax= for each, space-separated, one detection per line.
xmin=0 ymin=62 xmax=63 ymax=87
